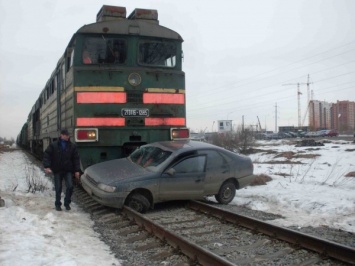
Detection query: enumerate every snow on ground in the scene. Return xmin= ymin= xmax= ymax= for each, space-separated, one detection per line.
xmin=0 ymin=148 xmax=121 ymax=266
xmin=0 ymin=139 xmax=354 ymax=265
xmin=231 ymin=139 xmax=355 ymax=233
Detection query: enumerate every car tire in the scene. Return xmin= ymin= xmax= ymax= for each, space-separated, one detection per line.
xmin=215 ymin=181 xmax=236 ymax=204
xmin=126 ymin=193 xmax=150 ymax=213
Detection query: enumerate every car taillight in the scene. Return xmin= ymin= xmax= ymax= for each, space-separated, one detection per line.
xmin=75 ymin=128 xmax=98 ymax=142
xmin=171 ymin=128 xmax=190 ymax=140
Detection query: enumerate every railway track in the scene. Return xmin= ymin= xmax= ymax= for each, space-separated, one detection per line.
xmin=73 ymin=186 xmax=354 ymax=266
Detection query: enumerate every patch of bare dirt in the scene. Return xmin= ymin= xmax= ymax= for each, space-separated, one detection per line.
xmin=304 ymin=147 xmax=322 ymax=151
xmin=262 ymin=160 xmax=303 ymax=164
xmin=273 ymin=151 xmax=320 ymax=160
xmin=250 ymin=174 xmax=272 ymax=186
xmin=249 ymin=148 xmax=278 ymax=154
xmin=274 ymin=172 xmax=292 ymax=177
xmin=274 ymin=151 xmax=295 ymax=159
xmin=294 ymin=153 xmax=320 ymax=159
xmin=345 ymin=171 xmax=355 ymax=177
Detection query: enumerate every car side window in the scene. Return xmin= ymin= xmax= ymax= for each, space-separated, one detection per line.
xmin=199 ymin=150 xmax=225 ymax=169
xmin=173 ymin=156 xmax=206 ymax=173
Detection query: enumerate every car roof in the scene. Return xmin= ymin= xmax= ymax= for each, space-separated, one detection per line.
xmin=146 ymin=140 xmax=223 ymax=153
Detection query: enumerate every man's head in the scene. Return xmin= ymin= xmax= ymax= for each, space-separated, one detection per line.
xmin=114 ymin=50 xmax=120 ymax=59
xmin=60 ymin=129 xmax=70 ymax=141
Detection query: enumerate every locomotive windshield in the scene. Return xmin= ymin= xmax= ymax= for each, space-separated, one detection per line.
xmin=138 ymin=40 xmax=176 ymax=67
xmin=82 ymin=37 xmax=127 ymax=64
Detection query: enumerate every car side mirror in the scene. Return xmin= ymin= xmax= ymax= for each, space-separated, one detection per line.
xmin=165 ymin=168 xmax=176 ymax=176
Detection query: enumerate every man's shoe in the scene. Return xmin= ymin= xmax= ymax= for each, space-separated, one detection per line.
xmin=56 ymin=206 xmax=62 ymax=211
xmin=65 ymin=205 xmax=71 ymax=211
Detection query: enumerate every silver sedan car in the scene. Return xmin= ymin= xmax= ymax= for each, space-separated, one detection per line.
xmin=81 ymin=140 xmax=256 ymax=213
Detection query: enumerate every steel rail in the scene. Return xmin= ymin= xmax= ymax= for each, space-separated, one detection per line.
xmin=122 ymin=206 xmax=235 ymax=266
xmin=188 ymin=200 xmax=355 ymax=265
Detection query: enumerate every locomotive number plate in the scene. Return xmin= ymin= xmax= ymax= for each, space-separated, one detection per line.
xmin=121 ymin=108 xmax=149 ymax=117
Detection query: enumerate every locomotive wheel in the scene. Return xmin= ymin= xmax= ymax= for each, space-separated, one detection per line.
xmin=126 ymin=193 xmax=150 ymax=213
xmin=215 ymin=181 xmax=236 ymax=204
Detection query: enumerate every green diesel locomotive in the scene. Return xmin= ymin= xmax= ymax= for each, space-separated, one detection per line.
xmin=18 ymin=5 xmax=188 ymax=170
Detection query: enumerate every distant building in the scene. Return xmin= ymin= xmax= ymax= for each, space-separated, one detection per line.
xmin=309 ymin=100 xmax=332 ymax=130
xmin=217 ymin=120 xmax=233 ymax=133
xmin=331 ymin=101 xmax=355 ymax=133
xmin=307 ymin=100 xmax=355 ymax=133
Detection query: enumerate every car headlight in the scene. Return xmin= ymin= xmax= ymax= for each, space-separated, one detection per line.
xmin=98 ymin=183 xmax=116 ymax=193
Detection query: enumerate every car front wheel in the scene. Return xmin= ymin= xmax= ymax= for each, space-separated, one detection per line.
xmin=126 ymin=193 xmax=150 ymax=213
xmin=215 ymin=181 xmax=236 ymax=204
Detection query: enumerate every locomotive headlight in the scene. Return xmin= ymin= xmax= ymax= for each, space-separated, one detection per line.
xmin=171 ymin=128 xmax=190 ymax=140
xmin=128 ymin=73 xmax=142 ymax=86
xmin=75 ymin=128 xmax=98 ymax=142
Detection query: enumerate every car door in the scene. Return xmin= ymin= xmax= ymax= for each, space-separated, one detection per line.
xmin=199 ymin=149 xmax=231 ymax=195
xmin=158 ymin=155 xmax=206 ymax=201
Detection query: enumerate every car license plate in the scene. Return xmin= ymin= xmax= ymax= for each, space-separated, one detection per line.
xmin=121 ymin=108 xmax=149 ymax=117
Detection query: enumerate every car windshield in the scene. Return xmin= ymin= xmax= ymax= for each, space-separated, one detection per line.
xmin=129 ymin=146 xmax=172 ymax=169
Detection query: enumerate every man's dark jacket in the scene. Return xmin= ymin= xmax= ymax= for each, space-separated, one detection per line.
xmin=43 ymin=139 xmax=81 ymax=173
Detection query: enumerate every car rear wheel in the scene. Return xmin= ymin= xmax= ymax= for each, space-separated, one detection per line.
xmin=215 ymin=181 xmax=236 ymax=204
xmin=126 ymin=193 xmax=150 ymax=213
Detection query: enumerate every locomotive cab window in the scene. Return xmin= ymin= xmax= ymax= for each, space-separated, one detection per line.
xmin=138 ymin=40 xmax=176 ymax=67
xmin=82 ymin=37 xmax=127 ymax=65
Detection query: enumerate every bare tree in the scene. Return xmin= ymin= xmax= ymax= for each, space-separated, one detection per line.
xmin=211 ymin=126 xmax=255 ymax=154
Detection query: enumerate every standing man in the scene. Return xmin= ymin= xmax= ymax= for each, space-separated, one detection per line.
xmin=43 ymin=129 xmax=81 ymax=211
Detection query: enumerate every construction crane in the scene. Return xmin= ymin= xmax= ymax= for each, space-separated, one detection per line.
xmin=257 ymin=116 xmax=262 ymax=132
xmin=301 ymin=75 xmax=313 ymax=127
xmin=302 ymin=103 xmax=310 ymax=127
xmin=283 ymin=76 xmax=312 ymax=128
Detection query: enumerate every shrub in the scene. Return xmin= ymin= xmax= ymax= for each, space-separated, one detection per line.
xmin=211 ymin=129 xmax=255 ymax=154
xmin=250 ymin=174 xmax=272 ymax=186
xmin=25 ymin=164 xmax=49 ymax=193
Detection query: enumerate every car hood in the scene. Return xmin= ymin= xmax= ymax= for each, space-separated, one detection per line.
xmin=85 ymin=158 xmax=148 ymax=185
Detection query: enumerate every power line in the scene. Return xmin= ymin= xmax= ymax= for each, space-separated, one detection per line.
xmin=189 ymin=43 xmax=355 ymax=98
xmin=188 ymin=71 xmax=355 ymax=112
xmin=187 ymin=84 xmax=354 ymax=120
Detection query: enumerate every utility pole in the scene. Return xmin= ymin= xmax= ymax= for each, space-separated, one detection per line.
xmin=274 ymin=103 xmax=278 ymax=132
xmin=283 ymin=81 xmax=307 ymax=128
xmin=306 ymin=74 xmax=311 ymax=107
xmin=242 ymin=115 xmax=244 ymax=132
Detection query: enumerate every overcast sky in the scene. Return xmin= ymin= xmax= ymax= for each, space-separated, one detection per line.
xmin=1 ymin=0 xmax=354 ymax=139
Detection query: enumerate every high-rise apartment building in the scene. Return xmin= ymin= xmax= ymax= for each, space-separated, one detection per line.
xmin=331 ymin=101 xmax=355 ymax=133
xmin=309 ymin=100 xmax=332 ymax=130
xmin=309 ymin=100 xmax=355 ymax=133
